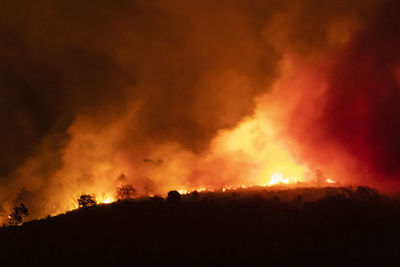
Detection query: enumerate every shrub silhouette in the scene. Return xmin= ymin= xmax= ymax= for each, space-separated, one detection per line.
xmin=190 ymin=190 xmax=200 ymax=200
xmin=356 ymin=186 xmax=378 ymax=199
xmin=150 ymin=195 xmax=165 ymax=204
xmin=116 ymin=184 xmax=137 ymax=200
xmin=167 ymin=190 xmax=181 ymax=204
xmin=78 ymin=194 xmax=97 ymax=208
xmin=9 ymin=203 xmax=29 ymax=226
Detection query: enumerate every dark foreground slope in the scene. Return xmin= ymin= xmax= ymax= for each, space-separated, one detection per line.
xmin=1 ymin=187 xmax=400 ymax=267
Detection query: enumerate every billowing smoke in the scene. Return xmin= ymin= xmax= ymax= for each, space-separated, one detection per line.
xmin=273 ymin=0 xmax=400 ymax=189
xmin=0 ymin=0 xmax=398 ymax=221
xmin=320 ymin=0 xmax=400 ymax=185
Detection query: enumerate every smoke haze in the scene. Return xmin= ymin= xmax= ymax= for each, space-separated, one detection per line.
xmin=1 ymin=0 xmax=399 ymax=220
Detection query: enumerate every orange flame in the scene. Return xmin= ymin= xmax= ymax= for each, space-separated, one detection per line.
xmin=268 ymin=172 xmax=299 ymax=186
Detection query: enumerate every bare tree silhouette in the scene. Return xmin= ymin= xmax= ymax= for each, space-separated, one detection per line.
xmin=116 ymin=184 xmax=137 ymax=200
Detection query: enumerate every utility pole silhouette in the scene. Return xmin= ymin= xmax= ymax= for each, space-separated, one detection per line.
xmin=316 ymin=169 xmax=324 ymax=187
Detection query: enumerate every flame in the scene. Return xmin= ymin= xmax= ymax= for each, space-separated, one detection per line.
xmin=268 ymin=172 xmax=299 ymax=186
xmin=206 ymin=112 xmax=309 ymax=190
xmin=101 ymin=197 xmax=113 ymax=204
xmin=178 ymin=189 xmax=188 ymax=195
xmin=325 ymin=178 xmax=336 ymax=184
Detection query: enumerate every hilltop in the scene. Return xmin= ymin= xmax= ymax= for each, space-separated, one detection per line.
xmin=1 ymin=186 xmax=400 ymax=266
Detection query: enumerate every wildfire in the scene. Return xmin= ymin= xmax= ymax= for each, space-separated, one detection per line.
xmin=21 ymin=81 xmax=338 ymax=223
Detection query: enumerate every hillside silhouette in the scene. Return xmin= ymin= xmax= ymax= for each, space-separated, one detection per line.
xmin=1 ymin=186 xmax=400 ymax=266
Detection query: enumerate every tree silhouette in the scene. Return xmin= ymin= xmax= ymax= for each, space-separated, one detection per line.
xmin=116 ymin=184 xmax=137 ymax=200
xmin=9 ymin=203 xmax=29 ymax=226
xmin=78 ymin=194 xmax=97 ymax=208
xmin=167 ymin=190 xmax=181 ymax=204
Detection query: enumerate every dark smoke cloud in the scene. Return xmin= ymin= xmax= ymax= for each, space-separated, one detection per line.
xmin=0 ymin=0 xmax=283 ymax=178
xmin=0 ymin=0 xmax=371 ymax=177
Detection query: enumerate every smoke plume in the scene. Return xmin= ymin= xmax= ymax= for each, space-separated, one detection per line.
xmin=1 ymin=0 xmax=399 ymax=221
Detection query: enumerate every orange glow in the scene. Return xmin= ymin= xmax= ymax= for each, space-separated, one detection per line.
xmin=41 ymin=63 xmax=316 ymax=218
xmin=208 ymin=103 xmax=310 ymax=189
